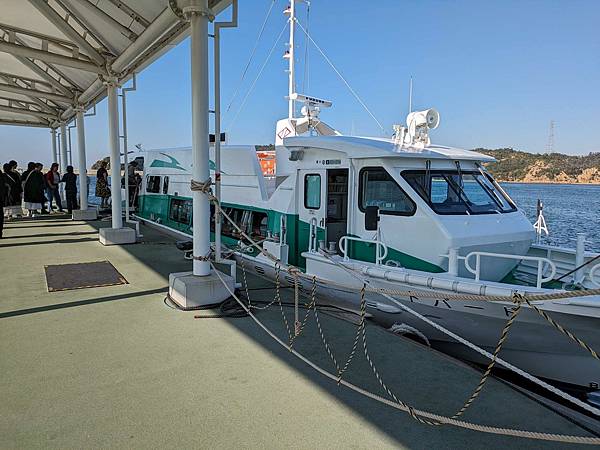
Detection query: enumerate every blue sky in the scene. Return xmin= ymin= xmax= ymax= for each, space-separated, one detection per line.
xmin=1 ymin=0 xmax=599 ymax=167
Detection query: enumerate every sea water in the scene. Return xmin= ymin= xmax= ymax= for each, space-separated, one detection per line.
xmin=88 ymin=178 xmax=599 ymax=252
xmin=503 ymin=183 xmax=600 ymax=252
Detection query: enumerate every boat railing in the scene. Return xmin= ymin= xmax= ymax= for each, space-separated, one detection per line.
xmin=339 ymin=235 xmax=388 ymax=265
xmin=308 ymin=217 xmax=318 ymax=253
xmin=590 ymin=264 xmax=600 ymax=287
xmin=463 ymin=251 xmax=556 ymax=288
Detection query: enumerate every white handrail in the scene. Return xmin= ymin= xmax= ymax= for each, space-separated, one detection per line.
xmin=308 ymin=217 xmax=318 ymax=253
xmin=339 ymin=235 xmax=388 ymax=265
xmin=464 ymin=251 xmax=556 ymax=288
xmin=590 ymin=263 xmax=600 ymax=288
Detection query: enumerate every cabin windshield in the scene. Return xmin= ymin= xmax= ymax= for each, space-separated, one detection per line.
xmin=402 ymin=170 xmax=516 ymax=215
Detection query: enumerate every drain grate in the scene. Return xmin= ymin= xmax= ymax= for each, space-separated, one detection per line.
xmin=44 ymin=261 xmax=128 ymax=292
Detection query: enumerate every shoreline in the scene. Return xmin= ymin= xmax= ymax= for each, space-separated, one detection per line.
xmin=497 ymin=180 xmax=600 ymax=186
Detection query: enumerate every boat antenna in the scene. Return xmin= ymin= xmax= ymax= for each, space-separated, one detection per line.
xmin=285 ymin=1 xmax=297 ymax=119
xmin=408 ymin=76 xmax=413 ymax=114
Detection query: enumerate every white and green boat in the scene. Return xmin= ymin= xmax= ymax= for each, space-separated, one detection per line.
xmin=133 ymin=4 xmax=600 ymax=393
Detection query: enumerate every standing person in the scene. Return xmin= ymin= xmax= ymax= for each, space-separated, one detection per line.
xmin=61 ymin=165 xmax=78 ymax=214
xmin=3 ymin=163 xmax=14 ymax=210
xmin=45 ymin=163 xmax=64 ymax=212
xmin=127 ymin=161 xmax=138 ymax=208
xmin=95 ymin=161 xmax=111 ymax=209
xmin=22 ymin=162 xmax=45 ymax=217
xmin=36 ymin=163 xmax=49 ymax=214
xmin=5 ymin=160 xmax=22 ymax=216
xmin=0 ymin=166 xmax=8 ymax=237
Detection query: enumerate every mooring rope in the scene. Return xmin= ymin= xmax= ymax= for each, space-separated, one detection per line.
xmin=210 ymin=262 xmax=600 ymax=445
xmin=201 ymin=187 xmax=600 ymax=415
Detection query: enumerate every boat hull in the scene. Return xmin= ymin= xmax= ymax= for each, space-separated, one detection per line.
xmin=238 ymin=254 xmax=600 ymax=390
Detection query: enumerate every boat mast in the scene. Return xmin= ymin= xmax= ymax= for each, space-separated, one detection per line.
xmin=288 ymin=0 xmax=296 ymax=119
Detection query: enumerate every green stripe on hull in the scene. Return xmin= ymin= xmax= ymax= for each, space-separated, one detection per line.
xmin=137 ymin=194 xmax=443 ymax=273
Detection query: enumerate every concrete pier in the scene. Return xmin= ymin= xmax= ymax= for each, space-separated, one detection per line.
xmin=0 ymin=217 xmax=596 ymax=449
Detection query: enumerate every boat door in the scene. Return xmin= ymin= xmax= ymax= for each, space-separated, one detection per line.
xmin=299 ymin=168 xmax=349 ymax=253
xmin=299 ymin=169 xmax=327 ymax=250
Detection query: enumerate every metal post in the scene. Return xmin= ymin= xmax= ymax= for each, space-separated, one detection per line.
xmin=288 ymin=0 xmax=296 ymax=119
xmin=59 ymin=122 xmax=68 ymax=172
xmin=213 ymin=0 xmax=238 ymax=261
xmin=188 ymin=3 xmax=210 ymax=276
xmin=75 ymin=108 xmax=88 ymax=210
xmin=575 ymin=233 xmax=586 ymax=283
xmin=448 ymin=247 xmax=459 ymax=276
xmin=51 ymin=128 xmax=57 ymax=163
xmin=59 ymin=122 xmax=68 ymax=199
xmin=107 ymin=79 xmax=123 ymax=229
xmin=67 ymin=122 xmax=76 ymax=166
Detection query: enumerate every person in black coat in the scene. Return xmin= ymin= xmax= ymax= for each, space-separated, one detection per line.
xmin=22 ymin=162 xmax=46 ymax=217
xmin=0 ymin=166 xmax=8 ymax=238
xmin=61 ymin=165 xmax=78 ymax=213
xmin=7 ymin=160 xmax=22 ymax=206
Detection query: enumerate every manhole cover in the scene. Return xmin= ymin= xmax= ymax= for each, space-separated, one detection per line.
xmin=44 ymin=261 xmax=128 ymax=292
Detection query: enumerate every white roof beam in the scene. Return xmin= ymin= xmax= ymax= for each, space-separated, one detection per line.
xmin=0 ymin=82 xmax=74 ymax=103
xmin=0 ymin=41 xmax=107 ymax=74
xmin=106 ymin=0 xmax=151 ymax=28
xmin=0 ymin=71 xmax=55 ymax=90
xmin=0 ymin=104 xmax=57 ymax=120
xmin=0 ymin=74 xmax=60 ymax=113
xmin=28 ymin=0 xmax=107 ymax=65
xmin=8 ymin=54 xmax=76 ymax=96
xmin=54 ymin=0 xmax=117 ymax=56
xmin=74 ymin=0 xmax=138 ymax=41
xmin=0 ymin=118 xmax=49 ymax=128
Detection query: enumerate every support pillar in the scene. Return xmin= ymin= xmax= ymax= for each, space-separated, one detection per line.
xmin=59 ymin=122 xmax=68 ymax=200
xmin=107 ymin=80 xmax=123 ymax=229
xmin=51 ymin=128 xmax=57 ymax=164
xmin=190 ymin=6 xmax=210 ymax=277
xmin=99 ymin=78 xmax=135 ymax=245
xmin=168 ymin=0 xmax=234 ymax=309
xmin=59 ymin=122 xmax=68 ymax=171
xmin=72 ymin=107 xmax=97 ymax=221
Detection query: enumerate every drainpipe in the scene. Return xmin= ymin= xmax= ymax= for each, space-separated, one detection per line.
xmin=120 ymin=73 xmax=137 ymax=223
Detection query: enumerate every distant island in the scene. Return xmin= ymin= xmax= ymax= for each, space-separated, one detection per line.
xmin=477 ymin=148 xmax=600 ymax=184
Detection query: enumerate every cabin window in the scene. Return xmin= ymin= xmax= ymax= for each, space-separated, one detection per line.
xmin=304 ymin=174 xmax=321 ymax=209
xmin=146 ymin=176 xmax=161 ymax=193
xmin=402 ymin=170 xmax=517 ymax=215
xmin=169 ymin=198 xmax=192 ymax=224
xmin=358 ymin=167 xmax=416 ymax=216
xmin=163 ymin=176 xmax=169 ymax=194
xmin=218 ymin=207 xmax=268 ymax=242
xmin=250 ymin=211 xmax=268 ymax=239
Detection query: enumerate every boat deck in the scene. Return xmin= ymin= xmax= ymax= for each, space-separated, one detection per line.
xmin=0 ymin=217 xmax=596 ymax=449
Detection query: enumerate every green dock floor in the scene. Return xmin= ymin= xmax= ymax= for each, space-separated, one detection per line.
xmin=0 ymin=217 xmax=596 ymax=449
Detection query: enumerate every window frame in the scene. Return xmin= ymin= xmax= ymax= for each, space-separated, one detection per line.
xmin=357 ymin=166 xmax=416 ymax=217
xmin=146 ymin=175 xmax=161 ymax=194
xmin=303 ymin=173 xmax=322 ymax=210
xmin=163 ymin=176 xmax=169 ymax=194
xmin=168 ymin=197 xmax=192 ymax=224
xmin=401 ymin=169 xmax=517 ymax=215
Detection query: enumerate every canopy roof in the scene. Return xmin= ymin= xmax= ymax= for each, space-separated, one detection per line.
xmin=0 ymin=0 xmax=231 ymax=129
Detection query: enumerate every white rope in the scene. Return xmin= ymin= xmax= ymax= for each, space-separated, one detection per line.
xmin=209 ymin=198 xmax=600 ymax=414
xmin=223 ymin=0 xmax=278 ymax=119
xmin=226 ymin=21 xmax=288 ymax=132
xmin=209 ymin=262 xmax=600 ymax=445
xmin=317 ymin=252 xmax=600 ymax=416
xmin=294 ymin=19 xmax=386 ymax=133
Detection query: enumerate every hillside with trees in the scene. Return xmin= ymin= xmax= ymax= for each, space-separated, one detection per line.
xmin=476 ymin=148 xmax=600 ymax=184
